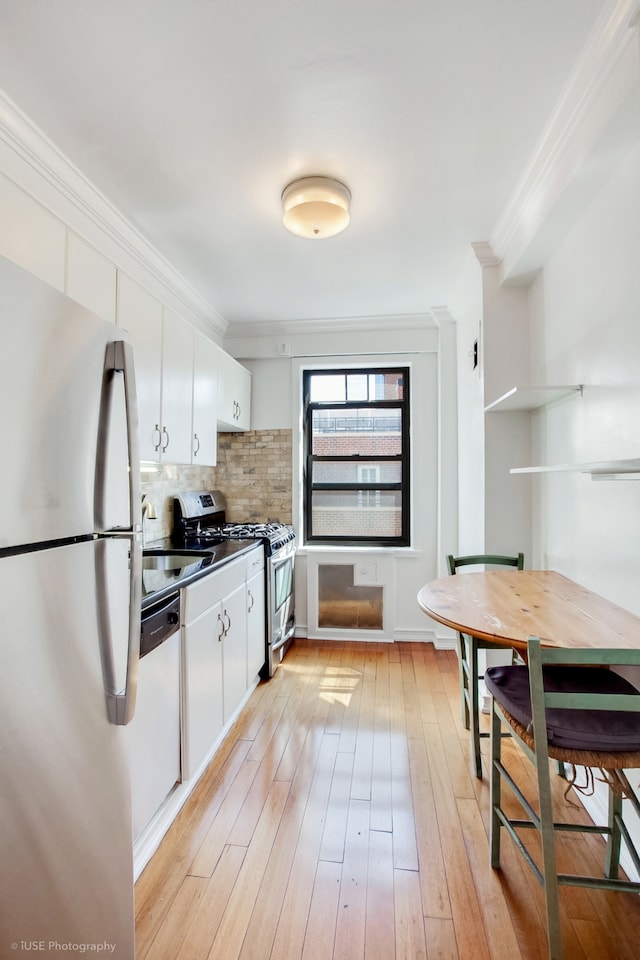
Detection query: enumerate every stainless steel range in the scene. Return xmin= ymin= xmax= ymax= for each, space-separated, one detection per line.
xmin=173 ymin=491 xmax=296 ymax=677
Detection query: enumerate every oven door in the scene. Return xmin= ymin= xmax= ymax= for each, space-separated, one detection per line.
xmin=268 ymin=542 xmax=295 ymax=674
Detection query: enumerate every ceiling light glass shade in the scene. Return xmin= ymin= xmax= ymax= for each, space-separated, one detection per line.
xmin=282 ymin=176 xmax=351 ymax=239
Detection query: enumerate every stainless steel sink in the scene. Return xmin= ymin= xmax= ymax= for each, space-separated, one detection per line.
xmin=142 ymin=549 xmax=211 ymax=570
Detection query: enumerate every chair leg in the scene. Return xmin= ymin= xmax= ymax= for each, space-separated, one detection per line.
xmin=489 ymin=700 xmax=502 ymax=868
xmin=468 ymin=636 xmax=482 ymax=778
xmin=458 ymin=633 xmax=471 ymax=730
xmin=535 ymin=749 xmax=564 ymax=959
xmin=604 ymin=784 xmax=623 ymax=880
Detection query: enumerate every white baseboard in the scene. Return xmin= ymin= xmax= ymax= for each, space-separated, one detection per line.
xmin=294 ymin=623 xmax=455 ymax=648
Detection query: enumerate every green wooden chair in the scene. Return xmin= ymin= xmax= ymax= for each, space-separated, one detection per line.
xmin=446 ymin=552 xmax=525 ymax=778
xmin=487 ymin=637 xmax=640 ymax=960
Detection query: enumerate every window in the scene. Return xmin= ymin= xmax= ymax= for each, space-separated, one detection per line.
xmin=303 ymin=367 xmax=410 ymax=545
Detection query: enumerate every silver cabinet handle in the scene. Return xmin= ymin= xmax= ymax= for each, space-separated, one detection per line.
xmin=248 ymin=589 xmax=254 ymax=613
xmin=161 ymin=426 xmax=170 ymax=452
xmin=223 ymin=610 xmax=231 ymax=634
xmin=153 ymin=423 xmax=162 ymax=450
xmin=193 ymin=433 xmax=200 ymax=456
xmin=96 ymin=340 xmax=142 ymax=726
xmin=217 ymin=612 xmax=225 ymax=641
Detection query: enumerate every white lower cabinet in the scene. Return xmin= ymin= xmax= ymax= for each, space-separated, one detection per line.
xmin=219 ymin=581 xmax=248 ymax=723
xmin=181 ymin=601 xmax=224 ymax=779
xmin=124 ymin=632 xmax=181 ymax=840
xmin=181 ymin=547 xmax=265 ymax=779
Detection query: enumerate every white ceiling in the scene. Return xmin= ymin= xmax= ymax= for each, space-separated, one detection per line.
xmin=0 ymin=0 xmax=605 ymax=331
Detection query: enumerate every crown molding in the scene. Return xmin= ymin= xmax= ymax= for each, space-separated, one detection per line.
xmin=491 ymin=0 xmax=640 ymax=283
xmin=430 ymin=306 xmax=456 ymax=326
xmin=471 ymin=241 xmax=499 ymax=268
xmin=0 ymin=88 xmax=227 ymax=338
xmin=225 ymin=311 xmax=437 ymax=339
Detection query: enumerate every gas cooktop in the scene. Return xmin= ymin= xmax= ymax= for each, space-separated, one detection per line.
xmin=173 ymin=491 xmax=295 ymax=556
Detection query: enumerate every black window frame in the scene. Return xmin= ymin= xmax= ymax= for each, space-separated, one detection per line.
xmin=303 ymin=366 xmax=410 ymax=547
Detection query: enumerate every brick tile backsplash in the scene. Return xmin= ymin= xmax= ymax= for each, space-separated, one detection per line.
xmin=216 ymin=429 xmax=292 ymax=523
xmin=140 ymin=428 xmax=292 ymax=542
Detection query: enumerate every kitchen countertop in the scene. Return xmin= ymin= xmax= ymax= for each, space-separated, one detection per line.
xmin=141 ymin=537 xmax=261 ymax=608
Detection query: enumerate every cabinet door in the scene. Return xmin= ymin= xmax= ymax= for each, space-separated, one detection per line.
xmin=233 ymin=364 xmax=251 ymax=430
xmin=161 ymin=308 xmax=194 ymax=464
xmin=0 ymin=172 xmax=65 ymax=290
xmin=221 ymin=582 xmax=248 ymax=722
xmin=247 ymin=569 xmax=266 ymax=681
xmin=182 ymin=604 xmax=224 ymax=779
xmin=217 ymin=348 xmax=251 ymax=431
xmin=125 ymin=632 xmax=181 ymax=839
xmin=117 ymin=273 xmax=163 ymax=460
xmin=192 ymin=330 xmax=218 ymax=465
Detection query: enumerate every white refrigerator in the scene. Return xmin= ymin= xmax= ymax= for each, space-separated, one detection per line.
xmin=0 ymin=255 xmax=142 ymax=958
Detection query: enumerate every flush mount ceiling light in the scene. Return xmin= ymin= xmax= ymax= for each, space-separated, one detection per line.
xmin=281 ymin=176 xmax=351 ymax=239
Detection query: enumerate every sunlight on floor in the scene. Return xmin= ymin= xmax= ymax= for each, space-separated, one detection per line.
xmin=318 ymin=666 xmax=362 ymax=705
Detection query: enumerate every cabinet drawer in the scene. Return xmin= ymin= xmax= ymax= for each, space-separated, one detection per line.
xmin=182 ymin=555 xmax=245 ymax=624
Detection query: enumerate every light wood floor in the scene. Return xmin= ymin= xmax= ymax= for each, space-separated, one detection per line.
xmin=135 ymin=639 xmax=640 ymax=959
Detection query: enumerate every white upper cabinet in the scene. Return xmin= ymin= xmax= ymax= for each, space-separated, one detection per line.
xmin=118 ymin=272 xmax=220 ymax=465
xmin=192 ymin=330 xmax=218 ymax=466
xmin=217 ymin=348 xmax=251 ymax=431
xmin=117 ymin=275 xmax=194 ymax=463
xmin=161 ymin=307 xmax=194 ymax=465
xmin=117 ymin=273 xmax=164 ymax=460
xmin=66 ymin=233 xmax=117 ymax=324
xmin=0 ymin=172 xmax=65 ymax=291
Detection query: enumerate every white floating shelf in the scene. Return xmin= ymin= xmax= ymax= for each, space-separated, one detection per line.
xmin=510 ymin=458 xmax=640 ymax=479
xmin=484 ymin=385 xmax=582 ymax=413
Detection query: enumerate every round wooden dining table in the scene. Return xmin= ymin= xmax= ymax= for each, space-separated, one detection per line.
xmin=417 ymin=570 xmax=640 ymax=653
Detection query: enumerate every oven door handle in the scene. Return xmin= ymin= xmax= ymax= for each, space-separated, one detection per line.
xmin=272 ymin=633 xmax=287 ymax=653
xmin=271 ymin=615 xmax=296 ymax=652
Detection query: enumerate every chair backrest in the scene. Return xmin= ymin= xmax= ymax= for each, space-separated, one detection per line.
xmin=447 ymin=553 xmax=524 ymax=576
xmin=526 ymin=636 xmax=640 ymax=755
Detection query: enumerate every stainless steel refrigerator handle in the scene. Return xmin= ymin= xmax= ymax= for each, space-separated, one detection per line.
xmin=111 ymin=340 xmax=141 ymax=534
xmin=97 ymin=340 xmax=142 ymax=726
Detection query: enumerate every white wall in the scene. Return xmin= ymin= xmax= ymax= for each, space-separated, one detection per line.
xmin=527 ymin=143 xmax=640 ymax=610
xmin=449 ymin=248 xmax=485 ymax=555
xmin=243 ymin=358 xmax=292 ymax=430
